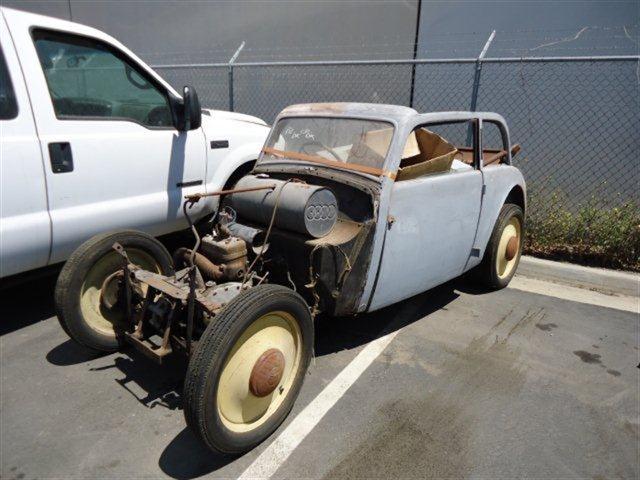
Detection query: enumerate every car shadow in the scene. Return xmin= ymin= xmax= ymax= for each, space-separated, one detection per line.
xmin=314 ymin=279 xmax=461 ymax=356
xmin=108 ymin=352 xmax=187 ymax=410
xmin=46 ymin=339 xmax=111 ymax=366
xmin=157 ymin=279 xmax=465 ymax=479
xmin=159 ymin=428 xmax=238 ymax=478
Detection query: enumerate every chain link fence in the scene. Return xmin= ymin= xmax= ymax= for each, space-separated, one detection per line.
xmin=155 ymin=56 xmax=639 ymax=207
xmin=154 ymin=55 xmax=640 ymax=268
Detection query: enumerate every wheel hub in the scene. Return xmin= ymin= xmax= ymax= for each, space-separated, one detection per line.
xmin=505 ymin=235 xmax=519 ymax=261
xmin=249 ymin=348 xmax=285 ymax=397
xmin=99 ymin=271 xmax=124 ymax=310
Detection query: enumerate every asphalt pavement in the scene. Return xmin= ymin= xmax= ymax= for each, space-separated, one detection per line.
xmin=1 ymin=259 xmax=638 ymax=479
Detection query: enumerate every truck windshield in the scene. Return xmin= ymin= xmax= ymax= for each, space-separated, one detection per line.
xmin=260 ymin=117 xmax=394 ymax=173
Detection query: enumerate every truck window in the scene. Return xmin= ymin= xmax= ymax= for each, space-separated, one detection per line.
xmin=32 ymin=29 xmax=172 ymax=128
xmin=0 ymin=46 xmax=18 ymax=120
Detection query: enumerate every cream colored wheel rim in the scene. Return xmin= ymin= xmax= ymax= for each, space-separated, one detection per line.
xmin=496 ymin=217 xmax=522 ymax=280
xmin=79 ymin=249 xmax=161 ymax=336
xmin=217 ymin=311 xmax=302 ymax=433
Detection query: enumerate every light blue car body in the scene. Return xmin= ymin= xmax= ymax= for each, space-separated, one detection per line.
xmin=260 ymin=103 xmax=527 ymax=314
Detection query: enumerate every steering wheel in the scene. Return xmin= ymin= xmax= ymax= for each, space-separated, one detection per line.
xmin=145 ymin=105 xmax=171 ymax=126
xmin=301 ymin=140 xmax=341 ymax=161
xmin=125 ymin=65 xmax=152 ymax=90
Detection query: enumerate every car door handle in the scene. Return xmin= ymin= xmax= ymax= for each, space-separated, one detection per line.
xmin=49 ymin=142 xmax=74 ymax=173
xmin=176 ymin=180 xmax=203 ymax=188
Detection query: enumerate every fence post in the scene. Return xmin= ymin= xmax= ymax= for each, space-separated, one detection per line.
xmin=466 ymin=31 xmax=495 ymax=145
xmin=409 ymin=0 xmax=422 ymax=108
xmin=470 ymin=30 xmax=495 ymax=112
xmin=227 ymin=41 xmax=245 ymax=112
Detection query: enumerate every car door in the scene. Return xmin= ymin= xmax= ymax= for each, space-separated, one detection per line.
xmin=7 ymin=14 xmax=207 ymax=264
xmin=368 ymin=120 xmax=483 ymax=311
xmin=0 ymin=21 xmax=51 ymax=278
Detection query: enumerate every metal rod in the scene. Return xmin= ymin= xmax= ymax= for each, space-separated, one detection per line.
xmin=228 ymin=65 xmax=234 ymax=112
xmin=182 ymin=201 xmax=200 ymax=357
xmin=467 ymin=31 xmax=496 ymax=144
xmin=229 ymin=41 xmax=246 ymax=65
xmin=478 ymin=30 xmax=496 ymax=61
xmin=408 ymin=0 xmax=422 ymax=109
xmin=184 ymin=184 xmax=276 ymax=202
xmin=151 ymin=54 xmax=639 ymax=70
xmin=471 ymin=30 xmax=496 ymax=112
xmin=227 ymin=42 xmax=245 ymax=112
xmin=153 ymin=59 xmax=478 ymax=68
xmin=186 ymin=268 xmax=195 ymax=356
xmin=481 ymin=55 xmax=640 ymax=62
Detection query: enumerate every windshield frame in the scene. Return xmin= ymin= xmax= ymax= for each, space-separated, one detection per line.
xmin=258 ymin=114 xmax=399 ymax=180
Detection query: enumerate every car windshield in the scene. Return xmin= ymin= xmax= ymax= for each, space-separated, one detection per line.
xmin=260 ymin=117 xmax=394 ymax=173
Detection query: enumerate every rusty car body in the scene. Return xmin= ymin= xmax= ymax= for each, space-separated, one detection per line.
xmin=55 ymin=103 xmax=526 ymax=455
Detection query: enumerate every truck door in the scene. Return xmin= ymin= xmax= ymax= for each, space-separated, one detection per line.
xmin=368 ymin=121 xmax=483 ymax=311
xmin=0 ymin=21 xmax=51 ymax=278
xmin=5 ymin=13 xmax=207 ymax=264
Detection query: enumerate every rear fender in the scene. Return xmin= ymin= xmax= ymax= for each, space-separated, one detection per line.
xmin=471 ymin=166 xmax=526 ymax=266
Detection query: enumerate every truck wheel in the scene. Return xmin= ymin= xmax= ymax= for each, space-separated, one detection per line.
xmin=184 ymin=284 xmax=313 ymax=454
xmin=54 ymin=230 xmax=173 ymax=352
xmin=474 ymin=203 xmax=524 ymax=290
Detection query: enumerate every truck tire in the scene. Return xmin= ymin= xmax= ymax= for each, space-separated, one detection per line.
xmin=184 ymin=284 xmax=313 ymax=454
xmin=474 ymin=203 xmax=524 ymax=290
xmin=54 ymin=230 xmax=173 ymax=352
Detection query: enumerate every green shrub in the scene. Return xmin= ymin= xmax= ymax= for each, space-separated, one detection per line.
xmin=525 ymin=190 xmax=640 ymax=271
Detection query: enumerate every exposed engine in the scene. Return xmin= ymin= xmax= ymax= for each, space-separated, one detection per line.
xmin=106 ymin=172 xmax=374 ymax=362
xmin=168 ymin=173 xmax=375 ymax=321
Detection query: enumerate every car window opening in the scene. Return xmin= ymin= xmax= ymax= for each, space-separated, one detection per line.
xmin=398 ymin=124 xmax=519 ymax=181
xmin=261 ymin=117 xmax=394 ymax=175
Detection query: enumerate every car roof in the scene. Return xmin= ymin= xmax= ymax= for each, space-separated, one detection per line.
xmin=278 ymin=103 xmax=507 ymax=128
xmin=280 ymin=103 xmax=419 ymax=124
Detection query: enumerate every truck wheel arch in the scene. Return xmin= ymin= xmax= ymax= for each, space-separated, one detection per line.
xmin=223 ymin=160 xmax=256 ymax=190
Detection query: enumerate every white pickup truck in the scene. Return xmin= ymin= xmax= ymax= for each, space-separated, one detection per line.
xmin=0 ymin=7 xmax=269 ymax=279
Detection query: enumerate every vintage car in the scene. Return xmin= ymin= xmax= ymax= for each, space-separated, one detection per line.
xmin=55 ymin=103 xmax=526 ymax=454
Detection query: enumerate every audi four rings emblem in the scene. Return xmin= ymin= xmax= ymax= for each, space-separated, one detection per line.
xmin=305 ymin=204 xmax=336 ymax=221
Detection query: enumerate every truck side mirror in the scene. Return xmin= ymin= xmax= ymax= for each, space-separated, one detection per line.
xmin=180 ymin=85 xmax=202 ymax=131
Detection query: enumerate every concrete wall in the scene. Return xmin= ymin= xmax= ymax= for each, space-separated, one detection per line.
xmin=5 ymin=0 xmax=638 ymax=205
xmin=2 ymin=0 xmax=419 ymax=63
xmin=417 ymin=1 xmax=639 ymax=58
xmin=411 ymin=1 xmax=639 ymax=206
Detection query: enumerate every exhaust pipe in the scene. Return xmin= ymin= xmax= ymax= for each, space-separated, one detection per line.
xmin=225 ymin=221 xmax=268 ymax=254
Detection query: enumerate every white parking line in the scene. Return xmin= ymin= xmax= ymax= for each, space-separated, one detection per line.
xmin=238 ymin=330 xmax=400 ymax=480
xmin=509 ymin=275 xmax=639 ymax=313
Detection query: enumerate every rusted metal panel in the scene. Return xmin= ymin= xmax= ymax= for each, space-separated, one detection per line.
xmin=133 ymin=269 xmax=189 ymax=300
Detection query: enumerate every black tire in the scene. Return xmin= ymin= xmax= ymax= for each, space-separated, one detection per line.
xmin=184 ymin=284 xmax=313 ymax=455
xmin=54 ymin=230 xmax=173 ymax=352
xmin=474 ymin=203 xmax=524 ymax=290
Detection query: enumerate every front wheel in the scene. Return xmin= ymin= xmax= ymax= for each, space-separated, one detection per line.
xmin=54 ymin=230 xmax=174 ymax=352
xmin=474 ymin=203 xmax=524 ymax=289
xmin=183 ymin=284 xmax=313 ymax=455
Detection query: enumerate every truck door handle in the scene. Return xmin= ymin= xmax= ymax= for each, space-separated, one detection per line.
xmin=49 ymin=142 xmax=74 ymax=173
xmin=176 ymin=180 xmax=203 ymax=188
